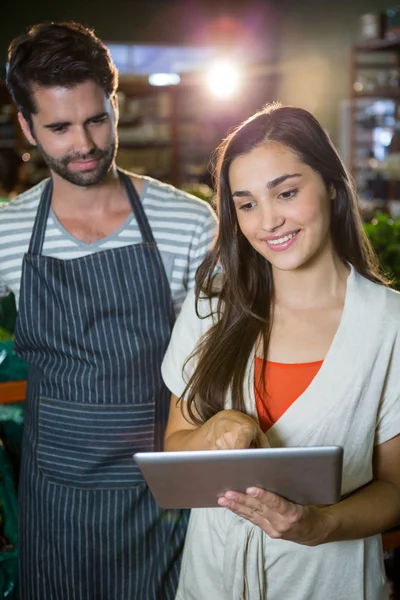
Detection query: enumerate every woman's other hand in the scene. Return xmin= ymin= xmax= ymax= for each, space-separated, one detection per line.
xmin=217 ymin=487 xmax=332 ymax=546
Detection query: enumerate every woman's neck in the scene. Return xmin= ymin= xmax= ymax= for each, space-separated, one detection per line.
xmin=272 ymin=248 xmax=350 ymax=311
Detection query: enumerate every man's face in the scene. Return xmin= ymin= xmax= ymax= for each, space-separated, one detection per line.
xmin=20 ymin=80 xmax=118 ymax=187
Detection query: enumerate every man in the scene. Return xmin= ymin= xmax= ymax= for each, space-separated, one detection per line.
xmin=1 ymin=21 xmax=216 ymax=600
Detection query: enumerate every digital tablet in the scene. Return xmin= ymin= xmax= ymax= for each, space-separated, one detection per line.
xmin=134 ymin=446 xmax=343 ymax=509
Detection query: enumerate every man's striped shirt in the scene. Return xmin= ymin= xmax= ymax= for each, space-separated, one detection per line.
xmin=0 ymin=174 xmax=217 ymax=315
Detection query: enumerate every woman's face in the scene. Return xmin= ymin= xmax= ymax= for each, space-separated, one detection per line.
xmin=228 ymin=142 xmax=335 ymax=273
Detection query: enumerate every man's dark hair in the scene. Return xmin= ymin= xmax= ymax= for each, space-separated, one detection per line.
xmin=6 ymin=21 xmax=118 ymax=126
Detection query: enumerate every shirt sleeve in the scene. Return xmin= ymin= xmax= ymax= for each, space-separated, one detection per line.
xmin=375 ymin=389 xmax=400 ymax=445
xmin=187 ymin=205 xmax=217 ymax=291
xmin=0 ymin=282 xmax=9 ymax=298
xmin=161 ymin=288 xmax=213 ymax=399
xmin=0 ymin=208 xmax=9 ymax=296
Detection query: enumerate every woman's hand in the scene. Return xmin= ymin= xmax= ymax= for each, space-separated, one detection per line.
xmin=164 ymin=394 xmax=269 ymax=451
xmin=217 ymin=487 xmax=333 ymax=546
xmin=204 ymin=410 xmax=270 ymax=450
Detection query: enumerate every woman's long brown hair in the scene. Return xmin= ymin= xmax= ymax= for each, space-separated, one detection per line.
xmin=183 ymin=104 xmax=388 ymax=426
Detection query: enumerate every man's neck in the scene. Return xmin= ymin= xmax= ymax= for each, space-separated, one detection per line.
xmin=50 ymin=164 xmax=127 ymax=217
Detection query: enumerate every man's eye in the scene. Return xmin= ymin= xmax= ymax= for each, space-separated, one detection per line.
xmin=91 ymin=117 xmax=107 ymax=125
xmin=52 ymin=126 xmax=67 ymax=134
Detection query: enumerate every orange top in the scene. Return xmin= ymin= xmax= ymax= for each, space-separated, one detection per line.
xmin=254 ymin=357 xmax=323 ymax=432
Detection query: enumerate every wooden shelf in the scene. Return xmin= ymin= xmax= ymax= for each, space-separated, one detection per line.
xmin=350 ymin=38 xmax=400 ymax=181
xmin=0 ymin=380 xmax=26 ymax=403
xmin=0 ymin=140 xmax=17 ymax=148
xmin=353 ymin=89 xmax=400 ymax=99
xmin=355 ymin=63 xmax=400 ymax=70
xmin=355 ymin=38 xmax=400 ymax=52
xmin=118 ymin=141 xmax=170 ymax=149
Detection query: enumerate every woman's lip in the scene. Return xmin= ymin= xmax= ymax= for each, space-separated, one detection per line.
xmin=263 ymin=230 xmax=300 ymax=252
xmin=263 ymin=229 xmax=300 ymax=241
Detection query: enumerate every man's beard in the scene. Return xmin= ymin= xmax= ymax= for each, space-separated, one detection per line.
xmin=35 ymin=139 xmax=118 ymax=187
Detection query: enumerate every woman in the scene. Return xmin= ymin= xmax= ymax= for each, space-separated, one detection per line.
xmin=161 ymin=104 xmax=400 ymax=599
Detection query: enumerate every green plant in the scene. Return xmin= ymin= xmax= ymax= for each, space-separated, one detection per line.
xmin=183 ymin=184 xmax=215 ymax=207
xmin=364 ymin=212 xmax=400 ymax=291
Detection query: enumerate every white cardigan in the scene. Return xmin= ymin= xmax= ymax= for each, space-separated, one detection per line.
xmin=162 ymin=267 xmax=400 ymax=600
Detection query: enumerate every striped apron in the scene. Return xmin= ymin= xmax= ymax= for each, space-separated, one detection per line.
xmin=14 ymin=170 xmax=188 ymax=600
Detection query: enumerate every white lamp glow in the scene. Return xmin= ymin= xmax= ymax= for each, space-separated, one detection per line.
xmin=207 ymin=61 xmax=240 ymax=99
xmin=148 ymin=73 xmax=181 ymax=86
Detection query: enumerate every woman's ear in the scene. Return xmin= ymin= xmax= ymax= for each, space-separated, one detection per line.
xmin=330 ymin=184 xmax=336 ymax=200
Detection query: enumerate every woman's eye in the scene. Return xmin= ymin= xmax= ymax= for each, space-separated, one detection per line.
xmin=239 ymin=202 xmax=255 ymax=211
xmin=279 ymin=188 xmax=298 ymax=200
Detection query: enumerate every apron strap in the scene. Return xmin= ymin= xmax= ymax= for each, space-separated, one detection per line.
xmin=118 ymin=169 xmax=156 ymax=245
xmin=28 ymin=179 xmax=53 ymax=255
xmin=28 ymin=170 xmax=156 ymax=256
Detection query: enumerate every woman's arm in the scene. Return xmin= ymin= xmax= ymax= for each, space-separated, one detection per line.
xmin=322 ymin=433 xmax=400 ymax=541
xmin=217 ymin=434 xmax=400 ymax=545
xmin=164 ymin=394 xmax=270 ymax=451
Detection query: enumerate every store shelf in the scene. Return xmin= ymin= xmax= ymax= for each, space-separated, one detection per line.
xmin=355 ymin=62 xmax=399 ymax=70
xmin=355 ymin=38 xmax=400 ymax=52
xmin=0 ymin=381 xmax=26 ymax=404
xmin=116 ymin=70 xmax=279 ymax=186
xmin=353 ymin=89 xmax=400 ymax=99
xmin=118 ymin=141 xmax=171 ymax=149
xmin=349 ymin=38 xmax=400 ymax=203
xmin=0 ymin=140 xmax=17 ymax=148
